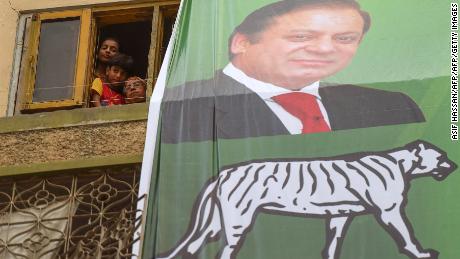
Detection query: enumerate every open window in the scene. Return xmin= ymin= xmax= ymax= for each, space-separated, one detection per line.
xmin=12 ymin=2 xmax=179 ymax=114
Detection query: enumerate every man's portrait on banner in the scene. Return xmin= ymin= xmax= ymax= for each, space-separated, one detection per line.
xmin=142 ymin=2 xmax=459 ymax=259
xmin=161 ymin=0 xmax=425 ymax=143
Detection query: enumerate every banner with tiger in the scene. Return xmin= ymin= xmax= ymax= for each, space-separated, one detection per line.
xmin=138 ymin=1 xmax=459 ymax=259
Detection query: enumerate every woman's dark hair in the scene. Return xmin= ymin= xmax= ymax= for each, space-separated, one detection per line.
xmin=99 ymin=37 xmax=121 ymax=51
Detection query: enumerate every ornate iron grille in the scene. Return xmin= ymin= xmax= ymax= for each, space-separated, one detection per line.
xmin=0 ymin=165 xmax=142 ymax=259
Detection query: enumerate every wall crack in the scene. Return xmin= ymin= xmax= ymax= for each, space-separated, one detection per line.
xmin=8 ymin=0 xmax=19 ymax=14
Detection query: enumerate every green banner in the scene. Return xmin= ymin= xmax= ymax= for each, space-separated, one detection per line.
xmin=142 ymin=1 xmax=459 ymax=259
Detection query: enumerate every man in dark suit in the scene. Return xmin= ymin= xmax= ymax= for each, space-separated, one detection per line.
xmin=161 ymin=0 xmax=425 ymax=143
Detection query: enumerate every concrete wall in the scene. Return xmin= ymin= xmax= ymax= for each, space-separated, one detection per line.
xmin=0 ymin=0 xmax=19 ymax=116
xmin=0 ymin=102 xmax=148 ymax=175
xmin=0 ymin=119 xmax=146 ymax=167
xmin=0 ymin=0 xmax=136 ymax=117
xmin=8 ymin=0 xmax=132 ymax=11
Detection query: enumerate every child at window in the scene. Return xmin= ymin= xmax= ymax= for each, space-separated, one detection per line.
xmin=91 ymin=54 xmax=133 ymax=107
xmin=123 ymin=76 xmax=147 ymax=104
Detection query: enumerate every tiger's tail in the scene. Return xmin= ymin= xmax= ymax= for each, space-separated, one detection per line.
xmin=155 ymin=178 xmax=222 ymax=259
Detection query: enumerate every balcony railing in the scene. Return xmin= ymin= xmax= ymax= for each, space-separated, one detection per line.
xmin=0 ymin=164 xmax=142 ymax=259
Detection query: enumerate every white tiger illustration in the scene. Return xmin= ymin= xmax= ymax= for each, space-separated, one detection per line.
xmin=156 ymin=140 xmax=457 ymax=259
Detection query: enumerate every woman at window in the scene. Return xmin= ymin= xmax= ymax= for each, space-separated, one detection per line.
xmin=94 ymin=37 xmax=120 ymax=79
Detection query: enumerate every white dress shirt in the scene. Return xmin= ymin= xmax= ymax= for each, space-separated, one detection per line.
xmin=223 ymin=63 xmax=331 ymax=134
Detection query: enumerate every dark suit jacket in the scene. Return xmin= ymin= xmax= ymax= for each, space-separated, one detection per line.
xmin=161 ymin=71 xmax=425 ymax=143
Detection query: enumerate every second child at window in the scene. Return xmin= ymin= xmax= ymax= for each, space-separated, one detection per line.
xmin=91 ymin=54 xmax=134 ymax=107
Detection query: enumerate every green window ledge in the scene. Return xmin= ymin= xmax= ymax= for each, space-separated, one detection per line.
xmin=0 ymin=154 xmax=143 ymax=176
xmin=0 ymin=103 xmax=149 ymax=134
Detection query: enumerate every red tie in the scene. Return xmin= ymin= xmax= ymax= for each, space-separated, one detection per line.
xmin=272 ymin=92 xmax=331 ymax=134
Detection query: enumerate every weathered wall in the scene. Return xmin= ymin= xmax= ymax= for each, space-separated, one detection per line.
xmin=9 ymin=0 xmax=133 ymax=12
xmin=0 ymin=102 xmax=149 ymax=174
xmin=0 ymin=120 xmax=146 ymax=167
xmin=0 ymin=0 xmax=19 ymax=116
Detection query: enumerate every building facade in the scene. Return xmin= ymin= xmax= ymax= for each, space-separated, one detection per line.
xmin=0 ymin=0 xmax=177 ymax=257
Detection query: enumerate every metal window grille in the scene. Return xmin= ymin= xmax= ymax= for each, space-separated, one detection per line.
xmin=0 ymin=165 xmax=142 ymax=259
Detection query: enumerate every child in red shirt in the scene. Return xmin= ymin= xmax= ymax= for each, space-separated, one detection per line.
xmin=91 ymin=54 xmax=133 ymax=107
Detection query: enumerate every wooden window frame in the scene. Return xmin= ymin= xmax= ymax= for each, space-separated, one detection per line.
xmin=21 ymin=9 xmax=91 ymax=111
xmin=18 ymin=1 xmax=179 ymax=113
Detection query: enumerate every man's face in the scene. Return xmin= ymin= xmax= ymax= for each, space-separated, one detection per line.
xmin=124 ymin=79 xmax=146 ymax=104
xmin=232 ymin=7 xmax=365 ymax=89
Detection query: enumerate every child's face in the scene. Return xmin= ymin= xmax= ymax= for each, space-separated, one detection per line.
xmin=124 ymin=79 xmax=146 ymax=104
xmin=98 ymin=39 xmax=119 ymax=63
xmin=106 ymin=66 xmax=127 ymax=85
